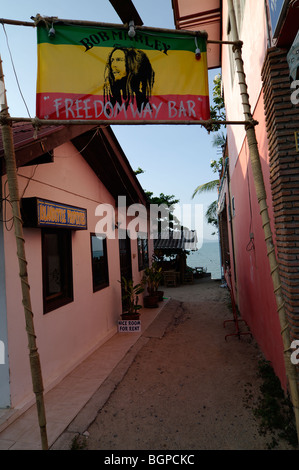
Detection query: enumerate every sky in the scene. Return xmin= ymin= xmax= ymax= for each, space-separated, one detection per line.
xmin=0 ymin=0 xmax=222 ymax=242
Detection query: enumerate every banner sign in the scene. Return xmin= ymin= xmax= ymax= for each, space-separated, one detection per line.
xmin=21 ymin=197 xmax=87 ymax=230
xmin=36 ymin=23 xmax=210 ymax=122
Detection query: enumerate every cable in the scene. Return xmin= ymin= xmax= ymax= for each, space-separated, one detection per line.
xmin=50 ymin=127 xmax=102 ymax=159
xmin=245 ymin=143 xmax=255 ymax=253
xmin=0 ymin=180 xmax=14 ymax=231
xmin=2 ymin=24 xmax=31 ymax=118
xmin=19 ymin=164 xmax=38 ymax=198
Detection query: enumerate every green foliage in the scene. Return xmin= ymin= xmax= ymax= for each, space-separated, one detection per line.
xmin=143 ymin=262 xmax=163 ymax=295
xmin=145 ymin=191 xmax=184 ymax=238
xmin=134 ymin=167 xmax=145 ymax=175
xmin=119 ymin=277 xmax=144 ymax=315
xmin=205 ymin=200 xmax=218 ymax=230
xmin=70 ymin=434 xmax=88 ymax=450
xmin=253 ymin=359 xmax=298 ymax=448
xmin=192 ymin=180 xmax=219 ymax=199
xmin=209 ymin=73 xmax=226 ymax=132
xmin=145 ymin=191 xmax=179 ymax=207
xmin=191 ymin=74 xmax=227 ymax=231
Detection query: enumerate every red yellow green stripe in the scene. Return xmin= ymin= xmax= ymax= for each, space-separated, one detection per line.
xmin=36 ymin=93 xmax=210 ymax=121
xmin=36 ymin=23 xmax=210 ymax=122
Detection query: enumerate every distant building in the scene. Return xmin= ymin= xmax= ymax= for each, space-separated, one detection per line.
xmin=173 ymin=0 xmax=299 ymax=389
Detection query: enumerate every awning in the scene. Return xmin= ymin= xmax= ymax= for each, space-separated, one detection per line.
xmin=154 ymin=230 xmax=198 ymax=252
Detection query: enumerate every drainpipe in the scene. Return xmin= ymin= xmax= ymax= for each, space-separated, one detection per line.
xmin=227 ymin=0 xmax=299 ymax=444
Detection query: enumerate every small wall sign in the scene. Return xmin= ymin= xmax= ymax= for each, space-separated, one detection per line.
xmin=21 ymin=197 xmax=87 ymax=230
xmin=118 ymin=320 xmax=141 ymax=333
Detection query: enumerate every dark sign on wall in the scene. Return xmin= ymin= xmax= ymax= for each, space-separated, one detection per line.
xmin=21 ymin=197 xmax=87 ymax=230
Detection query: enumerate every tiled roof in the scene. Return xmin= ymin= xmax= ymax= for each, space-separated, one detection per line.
xmin=0 ymin=122 xmax=148 ymax=205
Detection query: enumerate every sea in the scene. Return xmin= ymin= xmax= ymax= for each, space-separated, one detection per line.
xmin=187 ymin=240 xmax=222 ymax=280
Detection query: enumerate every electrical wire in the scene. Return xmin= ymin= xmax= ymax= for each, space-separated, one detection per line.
xmin=19 ymin=164 xmax=38 ymax=198
xmin=49 ymin=127 xmax=102 ymax=158
xmin=245 ymin=143 xmax=255 ymax=252
xmin=0 ymin=180 xmax=14 ymax=231
xmin=2 ymin=23 xmax=31 ymax=118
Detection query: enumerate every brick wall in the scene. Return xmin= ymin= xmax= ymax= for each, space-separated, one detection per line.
xmin=262 ymin=48 xmax=299 ymax=372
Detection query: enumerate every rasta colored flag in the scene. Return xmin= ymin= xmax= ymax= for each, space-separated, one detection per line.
xmin=36 ymin=23 xmax=210 ymax=122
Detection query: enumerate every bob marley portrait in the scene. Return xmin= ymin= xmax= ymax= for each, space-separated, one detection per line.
xmin=103 ymin=46 xmax=155 ymax=114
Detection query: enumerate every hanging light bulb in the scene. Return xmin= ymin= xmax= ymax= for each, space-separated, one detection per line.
xmin=194 ymin=36 xmax=201 ymax=60
xmin=195 ymin=48 xmax=201 ymax=60
xmin=128 ymin=20 xmax=136 ymax=38
xmin=48 ymin=23 xmax=55 ymax=38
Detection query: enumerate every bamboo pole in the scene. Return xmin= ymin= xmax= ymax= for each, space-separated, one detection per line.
xmin=32 ymin=14 xmax=208 ymax=39
xmin=227 ymin=0 xmax=299 ymax=444
xmin=0 ymin=16 xmax=241 ymax=48
xmin=0 ymin=56 xmax=48 ymax=450
xmin=0 ymin=18 xmax=35 ymax=27
xmin=0 ymin=116 xmax=258 ymax=128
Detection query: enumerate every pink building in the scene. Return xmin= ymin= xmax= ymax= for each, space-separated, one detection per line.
xmin=173 ymin=0 xmax=299 ymax=389
xmin=0 ymin=123 xmax=152 ymax=409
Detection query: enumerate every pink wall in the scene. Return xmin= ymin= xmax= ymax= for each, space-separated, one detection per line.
xmin=228 ymin=96 xmax=286 ymax=387
xmin=222 ymin=1 xmax=286 ymax=386
xmin=3 ymin=141 xmax=149 ymax=408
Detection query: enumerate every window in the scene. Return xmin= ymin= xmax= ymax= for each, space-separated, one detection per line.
xmin=42 ymin=229 xmax=73 ymax=313
xmin=137 ymin=236 xmax=149 ymax=271
xmin=91 ymin=233 xmax=109 ymax=292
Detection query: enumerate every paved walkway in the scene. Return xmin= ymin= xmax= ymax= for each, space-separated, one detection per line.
xmin=0 ymin=296 xmax=168 ymax=450
xmin=0 ymin=278 xmax=294 ymax=450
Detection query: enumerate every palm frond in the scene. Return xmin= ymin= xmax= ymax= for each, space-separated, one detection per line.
xmin=192 ymin=180 xmax=219 ymax=198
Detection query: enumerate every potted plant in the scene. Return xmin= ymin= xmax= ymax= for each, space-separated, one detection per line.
xmin=143 ymin=262 xmax=163 ymax=308
xmin=119 ymin=276 xmax=144 ymax=320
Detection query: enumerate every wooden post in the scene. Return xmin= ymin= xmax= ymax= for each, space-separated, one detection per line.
xmin=0 ymin=56 xmax=48 ymax=450
xmin=227 ymin=0 xmax=299 ymax=444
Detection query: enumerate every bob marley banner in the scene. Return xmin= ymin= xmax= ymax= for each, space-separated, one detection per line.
xmin=36 ymin=23 xmax=210 ymax=122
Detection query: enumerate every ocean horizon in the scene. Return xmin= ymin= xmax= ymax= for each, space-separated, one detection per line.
xmin=187 ymin=239 xmax=222 ymax=280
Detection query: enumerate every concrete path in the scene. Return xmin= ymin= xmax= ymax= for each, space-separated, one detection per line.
xmin=0 ymin=278 xmax=294 ymax=450
xmin=0 ymin=295 xmax=167 ymax=450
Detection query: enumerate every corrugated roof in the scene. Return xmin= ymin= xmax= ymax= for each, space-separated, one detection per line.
xmin=154 ymin=230 xmax=198 ymax=251
xmin=0 ymin=122 xmax=61 ymax=156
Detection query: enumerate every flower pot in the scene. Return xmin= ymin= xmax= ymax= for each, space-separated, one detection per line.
xmin=156 ymin=290 xmax=164 ymax=301
xmin=121 ymin=313 xmax=140 ymax=320
xmin=143 ymin=295 xmax=159 ymax=308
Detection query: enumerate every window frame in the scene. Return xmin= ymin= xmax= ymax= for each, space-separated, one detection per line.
xmin=137 ymin=235 xmax=149 ymax=271
xmin=90 ymin=232 xmax=109 ymax=292
xmin=41 ymin=228 xmax=73 ymax=314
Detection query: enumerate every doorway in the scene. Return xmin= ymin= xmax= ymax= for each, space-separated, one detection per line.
xmin=119 ymin=231 xmax=132 ymax=312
